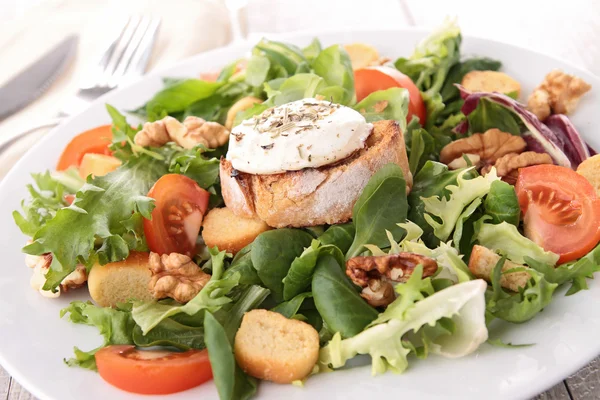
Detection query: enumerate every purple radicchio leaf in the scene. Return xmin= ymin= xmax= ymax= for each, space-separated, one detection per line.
xmin=544 ymin=114 xmax=590 ymax=168
xmin=455 ymin=85 xmax=572 ymax=168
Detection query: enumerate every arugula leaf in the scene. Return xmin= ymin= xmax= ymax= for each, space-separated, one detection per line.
xmin=312 ymin=44 xmax=355 ymax=104
xmin=346 ymin=163 xmax=408 ymax=259
xmin=422 ymin=168 xmax=499 ymax=242
xmin=204 ymin=312 xmax=257 ymax=400
xmin=483 ymin=180 xmax=520 ymax=226
xmin=61 ymin=301 xmax=135 ymax=370
xmin=132 ymin=248 xmax=238 ymax=334
xmin=13 ymin=169 xmax=83 ymax=237
xmin=353 ymin=88 xmax=409 ymax=126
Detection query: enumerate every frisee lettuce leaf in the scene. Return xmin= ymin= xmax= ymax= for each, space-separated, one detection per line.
xmin=422 ymin=167 xmax=499 ymax=242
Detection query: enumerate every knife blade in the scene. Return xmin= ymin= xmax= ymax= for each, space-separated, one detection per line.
xmin=0 ymin=34 xmax=78 ymax=121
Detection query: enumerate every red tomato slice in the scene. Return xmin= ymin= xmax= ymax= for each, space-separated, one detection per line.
xmin=515 ymin=164 xmax=600 ymax=263
xmin=56 ymin=125 xmax=113 ymax=171
xmin=354 ymin=66 xmax=426 ymax=124
xmin=96 ymin=346 xmax=212 ymax=395
xmin=144 ymin=174 xmax=210 ymax=256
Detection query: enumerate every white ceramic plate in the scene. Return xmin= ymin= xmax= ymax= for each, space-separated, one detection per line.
xmin=1 ymin=28 xmax=599 ymax=400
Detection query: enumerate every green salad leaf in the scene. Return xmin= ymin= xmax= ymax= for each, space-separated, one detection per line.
xmin=353 ymin=88 xmax=409 ymax=125
xmin=318 ymin=223 xmax=355 ymax=254
xmin=476 ymin=220 xmax=559 ymax=265
xmin=319 ymin=279 xmax=488 ymax=375
xmin=132 ymin=318 xmax=205 ymax=350
xmin=440 ymin=57 xmax=502 ymax=104
xmin=302 ymin=38 xmax=322 ymax=62
xmin=13 ymin=169 xmax=83 ymax=237
xmin=467 ymin=98 xmax=521 ymax=135
xmin=312 ymin=44 xmax=355 ymax=104
xmin=346 ymin=163 xmax=408 ymax=259
xmin=254 ymin=39 xmax=307 ymax=76
xmin=312 ymin=254 xmax=378 ymax=338
xmin=422 ymin=168 xmax=499 ymax=242
xmin=168 ymin=145 xmax=220 ymax=189
xmin=394 ymin=18 xmax=461 ymax=97
xmin=132 ymin=248 xmax=238 ymax=334
xmin=204 ymin=312 xmax=257 ymax=400
xmin=483 ymin=180 xmax=520 ymax=226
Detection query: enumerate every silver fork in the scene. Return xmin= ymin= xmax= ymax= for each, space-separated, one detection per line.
xmin=0 ymin=15 xmax=160 ymax=152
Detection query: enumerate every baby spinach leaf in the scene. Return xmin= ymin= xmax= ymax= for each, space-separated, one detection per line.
xmin=483 ymin=180 xmax=520 ymax=226
xmin=224 ymin=245 xmax=261 ymax=286
xmin=144 ymin=79 xmax=223 ymax=121
xmin=312 ymin=44 xmax=355 ymax=104
xmin=272 ymin=73 xmax=327 ymax=106
xmin=467 ymin=98 xmax=521 ymax=135
xmin=408 ymin=161 xmax=477 ymax=247
xmin=407 ymin=127 xmax=435 ymax=175
xmin=319 ymin=223 xmax=355 ymax=254
xmin=220 ymin=285 xmax=270 ymax=343
xmin=254 ymin=39 xmax=307 ymax=76
xmin=251 ymin=229 xmax=313 ymax=301
xmin=346 ymin=163 xmax=408 ymax=259
xmin=283 ymin=240 xmax=345 ymax=300
xmin=204 ymin=312 xmax=257 ymax=400
xmin=312 ymin=255 xmax=378 ymax=338
xmin=245 ymin=55 xmax=271 ymax=87
xmin=272 ymin=292 xmax=313 ymax=318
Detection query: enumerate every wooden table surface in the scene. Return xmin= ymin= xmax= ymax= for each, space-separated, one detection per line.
xmin=1 ymin=0 xmax=600 ymax=398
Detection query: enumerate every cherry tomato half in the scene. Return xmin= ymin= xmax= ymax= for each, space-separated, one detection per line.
xmin=56 ymin=125 xmax=113 ymax=170
xmin=144 ymin=174 xmax=210 ymax=256
xmin=96 ymin=345 xmax=212 ymax=395
xmin=516 ymin=164 xmax=600 ymax=263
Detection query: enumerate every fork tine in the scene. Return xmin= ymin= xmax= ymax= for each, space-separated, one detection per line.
xmin=125 ymin=17 xmax=161 ymax=80
xmin=102 ymin=15 xmax=141 ymax=86
xmin=107 ymin=16 xmax=152 ymax=88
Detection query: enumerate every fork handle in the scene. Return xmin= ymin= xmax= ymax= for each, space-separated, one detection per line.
xmin=0 ymin=118 xmax=64 ymax=154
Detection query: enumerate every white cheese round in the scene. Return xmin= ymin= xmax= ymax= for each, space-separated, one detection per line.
xmin=226 ymin=98 xmax=373 ymax=175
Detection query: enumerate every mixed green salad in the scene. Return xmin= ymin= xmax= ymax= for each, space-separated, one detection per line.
xmin=13 ymin=19 xmax=600 ymax=398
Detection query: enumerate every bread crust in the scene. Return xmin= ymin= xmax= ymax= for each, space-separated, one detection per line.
xmin=88 ymin=251 xmax=153 ymax=307
xmin=234 ymin=309 xmax=319 ymax=383
xmin=202 ymin=207 xmax=271 ymax=254
xmin=220 ymin=120 xmax=412 ymax=227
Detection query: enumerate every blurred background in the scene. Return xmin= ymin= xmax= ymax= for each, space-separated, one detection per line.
xmin=0 ymin=0 xmax=598 ymax=178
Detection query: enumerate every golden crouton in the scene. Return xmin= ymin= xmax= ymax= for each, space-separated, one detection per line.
xmin=88 ymin=251 xmax=153 ymax=307
xmin=343 ymin=43 xmax=380 ymax=69
xmin=577 ymin=154 xmax=600 ymax=196
xmin=468 ymin=245 xmax=531 ymax=292
xmin=462 ymin=71 xmax=521 ymax=98
xmin=234 ymin=309 xmax=319 ymax=384
xmin=202 ymin=207 xmax=271 ymax=254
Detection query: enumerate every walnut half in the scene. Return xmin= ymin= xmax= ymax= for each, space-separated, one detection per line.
xmin=440 ymin=129 xmax=527 ymax=169
xmin=346 ymin=253 xmax=438 ymax=307
xmin=149 ymin=252 xmax=211 ymax=303
xmin=135 ymin=116 xmax=229 ymax=149
xmin=481 ymin=151 xmax=553 ymax=184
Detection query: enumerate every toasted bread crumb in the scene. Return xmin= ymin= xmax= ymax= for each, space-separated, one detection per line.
xmin=88 ymin=251 xmax=153 ymax=307
xmin=202 ymin=207 xmax=271 ymax=254
xmin=234 ymin=309 xmax=319 ymax=384
xmin=577 ymin=154 xmax=600 ymax=196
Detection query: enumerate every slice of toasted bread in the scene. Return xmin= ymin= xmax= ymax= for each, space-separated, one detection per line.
xmin=234 ymin=309 xmax=319 ymax=383
xmin=220 ymin=120 xmax=411 ymax=227
xmin=88 ymin=251 xmax=153 ymax=307
xmin=202 ymin=207 xmax=271 ymax=254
